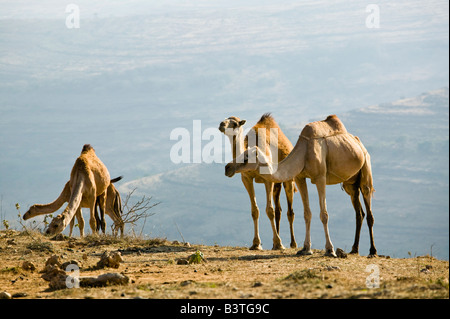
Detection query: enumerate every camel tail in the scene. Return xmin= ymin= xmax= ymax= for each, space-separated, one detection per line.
xmin=111 ymin=176 xmax=123 ymax=184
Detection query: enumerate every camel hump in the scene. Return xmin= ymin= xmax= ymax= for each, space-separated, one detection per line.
xmin=82 ymin=144 xmax=94 ymax=153
xmin=300 ymin=114 xmax=347 ymax=139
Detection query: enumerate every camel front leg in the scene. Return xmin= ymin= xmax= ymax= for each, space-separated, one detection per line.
xmin=316 ymin=177 xmax=336 ymax=257
xmin=69 ymin=207 xmax=85 ymax=237
xmin=295 ymin=177 xmax=313 ymax=255
xmin=283 ymin=181 xmax=297 ymax=248
xmin=264 ymin=181 xmax=284 ymax=250
xmin=241 ymin=175 xmax=262 ymax=250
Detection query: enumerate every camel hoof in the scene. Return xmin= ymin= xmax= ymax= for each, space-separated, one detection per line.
xmin=325 ymin=249 xmax=337 ymax=258
xmin=367 ymin=254 xmax=378 ymax=258
xmin=272 ymin=244 xmax=285 ymax=250
xmin=249 ymin=244 xmax=263 ymax=251
xmin=290 ymin=241 xmax=298 ymax=249
xmin=296 ymin=248 xmax=313 ymax=256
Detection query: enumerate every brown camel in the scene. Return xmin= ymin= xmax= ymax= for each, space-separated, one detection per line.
xmin=219 ymin=113 xmax=297 ymax=250
xmin=45 ymin=144 xmax=111 ymax=236
xmin=225 ymin=115 xmax=377 ymax=257
xmin=23 ymin=177 xmax=124 ymax=237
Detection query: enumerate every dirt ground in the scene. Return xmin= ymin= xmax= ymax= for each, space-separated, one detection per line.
xmin=0 ymin=230 xmax=448 ymax=299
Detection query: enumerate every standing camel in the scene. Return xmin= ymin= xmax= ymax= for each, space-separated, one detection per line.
xmin=219 ymin=113 xmax=297 ymax=250
xmin=225 ymin=115 xmax=377 ymax=257
xmin=23 ymin=177 xmax=124 ymax=237
xmin=45 ymin=144 xmax=111 ymax=236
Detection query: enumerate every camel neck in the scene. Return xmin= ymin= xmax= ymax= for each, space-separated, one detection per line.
xmin=259 ymin=137 xmax=307 ymax=182
xmin=228 ymin=132 xmax=245 ymax=158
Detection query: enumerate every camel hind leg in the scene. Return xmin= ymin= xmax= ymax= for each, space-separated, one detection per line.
xmin=360 ymin=154 xmax=377 ymax=256
xmin=273 ymin=183 xmax=282 ymax=234
xmin=342 ymin=180 xmax=365 ymax=255
xmin=95 ymin=195 xmax=107 ymax=234
xmin=283 ymin=180 xmax=297 ymax=248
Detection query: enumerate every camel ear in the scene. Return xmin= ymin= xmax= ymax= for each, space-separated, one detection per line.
xmin=239 ymin=120 xmax=246 ymax=126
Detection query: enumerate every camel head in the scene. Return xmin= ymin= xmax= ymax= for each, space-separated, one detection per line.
xmin=218 ymin=116 xmax=246 ymax=137
xmin=225 ymin=146 xmax=272 ymax=177
xmin=45 ymin=214 xmax=66 ymax=236
xmin=23 ymin=205 xmax=37 ymax=220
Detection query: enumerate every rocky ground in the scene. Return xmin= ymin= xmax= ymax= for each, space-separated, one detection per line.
xmin=0 ymin=230 xmax=448 ymax=299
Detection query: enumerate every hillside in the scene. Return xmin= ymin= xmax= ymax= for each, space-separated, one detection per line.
xmin=0 ymin=230 xmax=448 ymax=300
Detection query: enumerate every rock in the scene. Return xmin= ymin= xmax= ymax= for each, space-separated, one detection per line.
xmin=79 ymin=273 xmax=129 ymax=288
xmin=0 ymin=291 xmax=12 ymax=299
xmin=12 ymin=292 xmax=28 ymax=298
xmin=96 ymin=251 xmax=123 ymax=269
xmin=61 ymin=260 xmax=80 ymax=271
xmin=45 ymin=255 xmax=62 ymax=268
xmin=21 ymin=261 xmax=36 ymax=271
xmin=177 ymin=258 xmax=189 ymax=265
xmin=336 ymin=248 xmax=347 ymax=258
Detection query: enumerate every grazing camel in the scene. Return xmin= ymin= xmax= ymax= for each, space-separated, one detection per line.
xmin=219 ymin=113 xmax=297 ymax=250
xmin=45 ymin=144 xmax=111 ymax=236
xmin=23 ymin=177 xmax=124 ymax=237
xmin=225 ymin=115 xmax=377 ymax=257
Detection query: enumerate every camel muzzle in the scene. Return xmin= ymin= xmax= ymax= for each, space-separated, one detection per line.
xmin=225 ymin=163 xmax=236 ymax=177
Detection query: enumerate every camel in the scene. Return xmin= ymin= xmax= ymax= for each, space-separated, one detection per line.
xmin=44 ymin=144 xmax=111 ymax=236
xmin=23 ymin=177 xmax=124 ymax=237
xmin=225 ymin=115 xmax=377 ymax=257
xmin=219 ymin=113 xmax=297 ymax=250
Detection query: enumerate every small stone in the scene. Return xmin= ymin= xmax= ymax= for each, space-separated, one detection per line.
xmin=12 ymin=292 xmax=28 ymax=298
xmin=96 ymin=251 xmax=123 ymax=269
xmin=22 ymin=261 xmax=36 ymax=271
xmin=0 ymin=291 xmax=12 ymax=299
xmin=177 ymin=258 xmax=189 ymax=265
xmin=336 ymin=248 xmax=347 ymax=258
xmin=180 ymin=280 xmax=193 ymax=287
xmin=45 ymin=255 xmax=62 ymax=268
xmin=252 ymin=281 xmax=263 ymax=287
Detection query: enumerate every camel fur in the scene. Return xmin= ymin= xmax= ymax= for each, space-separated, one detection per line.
xmin=44 ymin=144 xmax=111 ymax=236
xmin=219 ymin=113 xmax=297 ymax=250
xmin=225 ymin=115 xmax=377 ymax=257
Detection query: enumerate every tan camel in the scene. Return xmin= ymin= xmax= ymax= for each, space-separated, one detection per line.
xmin=45 ymin=144 xmax=111 ymax=236
xmin=225 ymin=115 xmax=377 ymax=257
xmin=23 ymin=177 xmax=124 ymax=237
xmin=219 ymin=113 xmax=297 ymax=250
